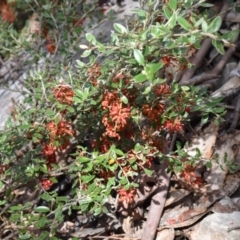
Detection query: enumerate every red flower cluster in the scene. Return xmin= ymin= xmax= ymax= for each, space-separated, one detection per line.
xmin=88 ymin=64 xmax=101 ymax=86
xmin=154 ymin=84 xmax=171 ymax=96
xmin=101 ymin=91 xmax=131 ymax=140
xmin=0 ymin=2 xmax=15 ymax=23
xmin=164 ymin=119 xmax=183 ymax=133
xmin=142 ymin=103 xmax=165 ymax=122
xmin=45 ymin=36 xmax=56 ymax=54
xmin=161 ymin=55 xmax=178 ymax=67
xmin=46 ymin=120 xmax=74 ymax=140
xmin=179 ymin=165 xmax=203 ymax=188
xmin=40 ymin=178 xmax=54 ymax=190
xmin=53 ymin=85 xmax=74 ymax=105
xmin=117 ymin=187 xmax=136 ymax=203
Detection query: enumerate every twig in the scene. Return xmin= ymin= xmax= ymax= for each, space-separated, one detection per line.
xmin=179 ymin=40 xmax=237 ymax=87
xmin=90 ymin=234 xmax=140 ymax=239
xmin=179 ymin=73 xmax=218 ymax=86
xmin=209 ymin=44 xmax=237 ymax=76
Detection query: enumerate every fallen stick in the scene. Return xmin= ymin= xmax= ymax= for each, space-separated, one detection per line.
xmin=141 ymin=160 xmax=171 ymax=240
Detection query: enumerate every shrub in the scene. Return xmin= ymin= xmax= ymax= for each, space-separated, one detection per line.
xmin=0 ymin=0 xmax=230 ymax=238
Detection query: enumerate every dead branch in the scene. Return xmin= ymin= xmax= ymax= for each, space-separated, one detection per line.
xmin=141 ymin=160 xmax=171 ymax=240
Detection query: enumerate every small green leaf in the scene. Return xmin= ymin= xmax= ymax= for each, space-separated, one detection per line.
xmin=81 ymin=49 xmax=92 ymax=57
xmin=34 ymin=206 xmax=50 ymax=213
xmin=169 ymin=0 xmax=177 ymax=11
xmin=121 ymin=95 xmax=128 ymax=104
xmin=81 ymin=175 xmax=95 ymax=184
xmin=199 ymin=3 xmax=214 ymax=7
xmin=167 ymin=14 xmax=177 ymax=29
xmin=206 ymin=161 xmax=212 ymax=169
xmin=208 ymin=16 xmax=222 ymax=33
xmin=133 ymin=73 xmax=147 ymax=83
xmin=19 ymin=234 xmax=31 ymax=239
xmin=181 ymin=86 xmax=190 ymax=91
xmin=86 ymin=33 xmax=96 ymax=44
xmin=75 ymin=89 xmax=83 ymax=98
xmin=178 ymin=17 xmax=193 ymax=31
xmin=163 ymin=5 xmax=172 ymax=19
xmin=201 ymin=114 xmax=209 ymax=124
xmin=143 ymin=168 xmax=153 ymax=176
xmin=115 ymin=148 xmax=124 ymax=156
xmin=222 ymin=29 xmax=240 ymax=43
xmin=201 ymin=20 xmax=208 ymax=32
xmin=212 ymin=39 xmax=225 ymax=55
xmin=94 ymin=207 xmax=102 ymax=215
xmin=146 ymin=62 xmax=163 ymax=73
xmin=131 ymin=9 xmax=147 ymax=17
xmin=76 ymin=60 xmax=85 ymax=68
xmin=113 ymin=23 xmax=128 ymax=34
xmin=78 ymin=156 xmax=90 ymax=163
xmin=45 ymin=110 xmax=55 ymax=117
xmin=133 ymin=49 xmax=145 ymax=66
xmin=142 ymin=86 xmax=152 ymax=95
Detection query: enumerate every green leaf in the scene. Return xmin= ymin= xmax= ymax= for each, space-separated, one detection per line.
xmin=133 ymin=49 xmax=145 ymax=66
xmin=208 ymin=16 xmax=222 ymax=33
xmin=45 ymin=110 xmax=55 ymax=117
xmin=115 ymin=148 xmax=124 ymax=156
xmin=222 ymin=29 xmax=240 ymax=43
xmin=86 ymin=33 xmax=96 ymax=44
xmin=76 ymin=60 xmax=85 ymax=68
xmin=206 ymin=161 xmax=212 ymax=169
xmin=0 ymin=134 xmax=7 ymax=143
xmin=94 ymin=207 xmax=102 ymax=215
xmin=78 ymin=156 xmax=90 ymax=163
xmin=146 ymin=62 xmax=163 ymax=74
xmin=167 ymin=14 xmax=177 ymax=29
xmin=199 ymin=3 xmax=214 ymax=7
xmin=201 ymin=20 xmax=208 ymax=32
xmin=143 ymin=168 xmax=153 ymax=176
xmin=41 ymin=193 xmax=53 ymax=202
xmin=178 ymin=17 xmax=193 ymax=31
xmin=113 ymin=23 xmax=128 ymax=34
xmin=133 ymin=73 xmax=147 ymax=83
xmin=163 ymin=5 xmax=172 ymax=19
xmin=212 ymin=39 xmax=225 ymax=55
xmin=201 ymin=114 xmax=209 ymax=124
xmin=34 ymin=206 xmax=50 ymax=213
xmin=142 ymin=86 xmax=152 ymax=95
xmin=81 ymin=49 xmax=92 ymax=57
xmin=181 ymin=86 xmax=190 ymax=91
xmin=131 ymin=9 xmax=147 ymax=17
xmin=121 ymin=95 xmax=128 ymax=104
xmin=81 ymin=175 xmax=95 ymax=184
xmin=169 ymin=0 xmax=177 ymax=11
xmin=19 ymin=234 xmax=31 ymax=239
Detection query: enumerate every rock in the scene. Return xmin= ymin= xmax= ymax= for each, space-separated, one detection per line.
xmin=191 ymin=211 xmax=240 ymax=240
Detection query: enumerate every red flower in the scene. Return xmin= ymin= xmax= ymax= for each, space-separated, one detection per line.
xmin=40 ymin=178 xmax=54 ymax=190
xmin=46 ymin=120 xmax=74 ymax=139
xmin=164 ymin=119 xmax=183 ymax=133
xmin=45 ymin=36 xmax=56 ymax=54
xmin=42 ymin=143 xmax=55 ymax=156
xmin=117 ymin=187 xmax=136 ymax=203
xmin=154 ymin=84 xmax=171 ymax=96
xmin=53 ymin=85 xmax=74 ymax=105
xmin=1 ymin=3 xmax=15 ymax=23
xmin=179 ymin=165 xmax=203 ymax=188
